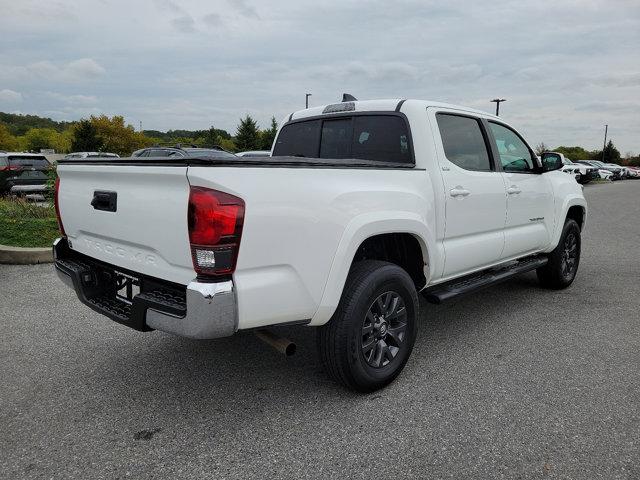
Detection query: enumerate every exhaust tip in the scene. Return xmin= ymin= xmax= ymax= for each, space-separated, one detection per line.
xmin=284 ymin=342 xmax=296 ymax=357
xmin=254 ymin=329 xmax=296 ymax=356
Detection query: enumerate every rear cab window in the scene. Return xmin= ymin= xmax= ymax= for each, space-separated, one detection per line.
xmin=8 ymin=156 xmax=49 ymax=168
xmin=273 ymin=114 xmax=413 ymax=164
xmin=436 ymin=114 xmax=492 ymax=171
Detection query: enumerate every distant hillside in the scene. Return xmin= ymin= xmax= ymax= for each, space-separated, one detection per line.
xmin=0 ymin=112 xmax=73 ymax=135
xmin=144 ymin=128 xmax=232 ymax=141
xmin=0 ymin=112 xmax=231 ymax=140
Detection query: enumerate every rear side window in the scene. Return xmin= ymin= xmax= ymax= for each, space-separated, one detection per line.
xmin=436 ymin=114 xmax=491 ymax=172
xmin=8 ymin=156 xmax=49 ymax=168
xmin=274 ymin=115 xmax=412 ymax=164
xmin=273 ymin=120 xmax=321 ymax=157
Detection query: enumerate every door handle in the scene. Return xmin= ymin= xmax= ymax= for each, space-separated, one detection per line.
xmin=450 ymin=187 xmax=470 ymax=197
xmin=507 ymin=186 xmax=522 ymax=195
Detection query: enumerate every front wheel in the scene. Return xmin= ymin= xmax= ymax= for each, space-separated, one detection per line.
xmin=537 ymin=219 xmax=581 ymax=289
xmin=317 ymin=260 xmax=419 ymax=392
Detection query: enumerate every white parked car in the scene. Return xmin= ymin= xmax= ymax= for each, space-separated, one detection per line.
xmin=574 ymin=160 xmax=612 ymax=180
xmin=236 ymin=150 xmax=271 ymax=157
xmin=53 ymin=98 xmax=587 ymax=391
xmin=64 ymin=152 xmax=120 ymax=160
xmin=546 ymin=152 xmax=597 ymax=184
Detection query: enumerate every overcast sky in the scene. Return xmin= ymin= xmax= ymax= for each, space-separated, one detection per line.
xmin=1 ymin=0 xmax=639 ymax=153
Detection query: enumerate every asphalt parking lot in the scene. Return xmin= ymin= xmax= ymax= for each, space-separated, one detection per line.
xmin=1 ymin=181 xmax=639 ymax=479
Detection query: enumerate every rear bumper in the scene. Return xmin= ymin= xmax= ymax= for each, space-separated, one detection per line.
xmin=53 ymin=238 xmax=237 ymax=339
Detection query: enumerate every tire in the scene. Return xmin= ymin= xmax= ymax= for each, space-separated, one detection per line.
xmin=537 ymin=219 xmax=581 ymax=289
xmin=317 ymin=260 xmax=419 ymax=392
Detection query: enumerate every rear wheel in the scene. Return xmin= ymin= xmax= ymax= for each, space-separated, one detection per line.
xmin=317 ymin=260 xmax=418 ymax=392
xmin=537 ymin=219 xmax=581 ymax=289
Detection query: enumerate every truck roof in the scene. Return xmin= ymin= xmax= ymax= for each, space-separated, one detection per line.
xmin=289 ymin=98 xmax=498 ymax=122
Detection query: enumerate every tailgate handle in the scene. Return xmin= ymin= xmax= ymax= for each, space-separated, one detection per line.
xmin=91 ymin=191 xmax=117 ymax=212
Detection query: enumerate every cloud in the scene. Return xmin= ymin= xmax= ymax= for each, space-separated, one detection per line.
xmin=0 ymin=58 xmax=106 ymax=83
xmin=589 ymin=72 xmax=640 ymax=88
xmin=0 ymin=89 xmax=23 ymax=103
xmin=0 ymin=0 xmax=639 ymax=153
xmin=152 ymin=0 xmax=183 ymax=14
xmin=202 ymin=13 xmax=223 ymax=27
xmin=171 ymin=15 xmax=196 ymax=32
xmin=45 ymin=92 xmax=98 ymax=105
xmin=64 ymin=59 xmax=106 ymax=78
xmin=227 ymin=0 xmax=259 ymax=19
xmin=153 ymin=0 xmax=197 ymax=33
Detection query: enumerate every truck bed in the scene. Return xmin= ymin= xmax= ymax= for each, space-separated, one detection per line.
xmin=58 ymin=155 xmax=416 ymax=169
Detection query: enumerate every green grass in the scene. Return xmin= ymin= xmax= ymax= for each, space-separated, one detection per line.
xmin=0 ymin=198 xmax=60 ymax=247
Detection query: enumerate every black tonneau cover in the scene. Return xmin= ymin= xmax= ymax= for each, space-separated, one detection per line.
xmin=57 ymin=155 xmax=415 ymax=169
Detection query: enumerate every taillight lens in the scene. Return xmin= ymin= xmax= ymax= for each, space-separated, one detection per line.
xmin=188 ymin=186 xmax=244 ymax=278
xmin=54 ymin=177 xmax=66 ymax=236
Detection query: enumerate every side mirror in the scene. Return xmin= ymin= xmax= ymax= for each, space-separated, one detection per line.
xmin=541 ymin=152 xmax=563 ymax=172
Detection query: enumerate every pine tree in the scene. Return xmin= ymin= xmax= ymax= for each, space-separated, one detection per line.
xmin=235 ymin=115 xmax=260 ymax=151
xmin=203 ymin=126 xmax=219 ymax=148
xmin=260 ymin=116 xmax=278 ymax=150
xmin=71 ymin=119 xmax=102 ymax=152
xmin=601 ymin=139 xmax=621 ymax=163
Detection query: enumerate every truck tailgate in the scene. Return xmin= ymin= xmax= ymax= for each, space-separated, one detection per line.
xmin=57 ymin=164 xmax=195 ymax=285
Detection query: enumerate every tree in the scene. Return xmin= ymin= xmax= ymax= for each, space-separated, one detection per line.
xmin=235 ymin=115 xmax=260 ymax=151
xmin=0 ymin=123 xmax=20 ymax=151
xmin=217 ymin=137 xmax=237 ymax=152
xmin=260 ymin=116 xmax=278 ymax=150
xmin=534 ymin=142 xmax=549 ymax=156
xmin=71 ymin=119 xmax=102 ymax=152
xmin=89 ymin=115 xmax=153 ymax=156
xmin=202 ymin=126 xmax=220 ymax=148
xmin=21 ymin=128 xmax=57 ymax=152
xmin=553 ymin=146 xmax=592 ymax=161
xmin=600 ymin=139 xmax=621 ymax=163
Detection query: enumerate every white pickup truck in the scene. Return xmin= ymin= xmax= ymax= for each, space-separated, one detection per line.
xmin=54 ymin=98 xmax=587 ymax=392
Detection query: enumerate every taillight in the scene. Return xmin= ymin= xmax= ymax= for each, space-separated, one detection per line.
xmin=0 ymin=165 xmax=22 ymax=171
xmin=54 ymin=177 xmax=66 ymax=236
xmin=188 ymin=186 xmax=244 ymax=278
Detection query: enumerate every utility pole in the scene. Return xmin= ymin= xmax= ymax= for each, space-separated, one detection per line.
xmin=491 ymin=98 xmax=506 ymax=116
xmin=139 ymin=120 xmax=143 ymax=132
xmin=305 ymin=93 xmax=312 ymax=109
xmin=601 ymin=124 xmax=608 ymax=163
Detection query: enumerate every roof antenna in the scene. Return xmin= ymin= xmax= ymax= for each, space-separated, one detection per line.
xmin=342 ymin=93 xmax=357 ymax=102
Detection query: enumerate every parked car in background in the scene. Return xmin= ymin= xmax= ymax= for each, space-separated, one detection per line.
xmin=131 ymin=146 xmax=237 ymax=159
xmin=574 ymin=160 xmax=613 ymax=180
xmin=551 ymin=152 xmax=597 ymax=184
xmin=588 ymin=160 xmax=623 ymax=180
xmin=604 ymin=163 xmax=629 ymax=179
xmin=64 ymin=152 xmax=120 ymax=160
xmin=626 ymin=166 xmax=640 ymax=178
xmin=0 ymin=152 xmax=51 ymax=196
xmin=236 ymin=150 xmax=271 ymax=158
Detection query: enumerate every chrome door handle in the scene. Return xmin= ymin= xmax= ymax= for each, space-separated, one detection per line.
xmin=507 ymin=186 xmax=522 ymax=195
xmin=450 ymin=187 xmax=470 ymax=197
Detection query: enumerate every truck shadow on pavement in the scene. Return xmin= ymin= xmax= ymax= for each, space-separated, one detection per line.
xmin=84 ymin=272 xmax=545 ymax=412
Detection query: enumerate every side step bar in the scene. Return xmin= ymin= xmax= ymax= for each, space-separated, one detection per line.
xmin=423 ymin=256 xmax=548 ymax=304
